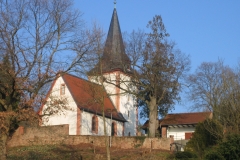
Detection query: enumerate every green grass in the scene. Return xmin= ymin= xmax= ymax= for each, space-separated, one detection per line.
xmin=7 ymin=145 xmax=90 ymax=160
xmin=7 ymin=144 xmax=172 ymax=160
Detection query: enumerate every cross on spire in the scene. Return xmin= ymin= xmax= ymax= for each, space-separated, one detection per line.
xmin=114 ymin=0 xmax=117 ymax=8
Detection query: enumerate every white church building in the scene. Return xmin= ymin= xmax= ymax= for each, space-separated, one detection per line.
xmin=39 ymin=7 xmax=138 ymax=136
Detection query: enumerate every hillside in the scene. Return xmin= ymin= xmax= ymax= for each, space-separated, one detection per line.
xmin=7 ymin=144 xmax=172 ymax=160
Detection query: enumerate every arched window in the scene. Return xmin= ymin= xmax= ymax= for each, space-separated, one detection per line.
xmin=111 ymin=122 xmax=117 ymax=136
xmin=92 ymin=115 xmax=98 ymax=134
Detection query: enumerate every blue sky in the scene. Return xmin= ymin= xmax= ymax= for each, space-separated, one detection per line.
xmin=75 ymin=1 xmax=240 ymax=114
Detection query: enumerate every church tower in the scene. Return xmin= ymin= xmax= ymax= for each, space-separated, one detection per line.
xmin=88 ymin=5 xmax=138 ymax=136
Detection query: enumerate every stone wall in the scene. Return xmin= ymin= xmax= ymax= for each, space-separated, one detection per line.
xmin=7 ymin=125 xmax=171 ymax=150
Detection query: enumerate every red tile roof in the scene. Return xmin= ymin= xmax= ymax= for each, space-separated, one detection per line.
xmin=161 ymin=112 xmax=212 ymax=126
xmin=141 ymin=119 xmax=164 ymax=129
xmin=141 ymin=112 xmax=212 ymax=129
xmin=62 ymin=73 xmax=126 ymax=122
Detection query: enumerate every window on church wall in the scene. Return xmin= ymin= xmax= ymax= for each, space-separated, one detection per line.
xmin=99 ymin=76 xmax=106 ymax=84
xmin=60 ymin=84 xmax=65 ymax=95
xmin=116 ymin=81 xmax=120 ymax=88
xmin=92 ymin=115 xmax=98 ymax=134
xmin=111 ymin=122 xmax=117 ymax=136
xmin=116 ymin=74 xmax=120 ymax=88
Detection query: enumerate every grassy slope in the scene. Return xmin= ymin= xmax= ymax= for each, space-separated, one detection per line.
xmin=7 ymin=144 xmax=172 ymax=160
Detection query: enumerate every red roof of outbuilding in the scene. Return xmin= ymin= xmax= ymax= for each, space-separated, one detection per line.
xmin=62 ymin=73 xmax=126 ymax=122
xmin=141 ymin=119 xmax=164 ymax=129
xmin=161 ymin=112 xmax=212 ymax=126
xmin=141 ymin=112 xmax=212 ymax=129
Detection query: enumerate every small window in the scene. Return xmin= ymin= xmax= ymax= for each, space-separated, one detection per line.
xmin=60 ymin=84 xmax=65 ymax=95
xmin=92 ymin=115 xmax=98 ymax=134
xmin=185 ymin=132 xmax=193 ymax=140
xmin=111 ymin=122 xmax=117 ymax=136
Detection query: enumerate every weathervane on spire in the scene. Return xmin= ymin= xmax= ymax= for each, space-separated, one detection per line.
xmin=114 ymin=0 xmax=117 ymax=8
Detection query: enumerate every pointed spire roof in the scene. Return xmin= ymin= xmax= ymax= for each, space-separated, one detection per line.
xmin=88 ymin=8 xmax=132 ymax=75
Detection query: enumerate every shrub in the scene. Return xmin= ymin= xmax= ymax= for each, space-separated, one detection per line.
xmin=218 ymin=134 xmax=240 ymax=160
xmin=186 ymin=119 xmax=222 ymax=158
xmin=204 ymin=134 xmax=240 ymax=160
xmin=204 ymin=149 xmax=224 ymax=160
xmin=174 ymin=151 xmax=197 ymax=159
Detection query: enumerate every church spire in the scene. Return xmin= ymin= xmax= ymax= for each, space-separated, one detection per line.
xmin=88 ymin=6 xmax=131 ymax=75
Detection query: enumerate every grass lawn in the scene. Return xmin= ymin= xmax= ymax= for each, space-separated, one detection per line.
xmin=7 ymin=144 xmax=172 ymax=160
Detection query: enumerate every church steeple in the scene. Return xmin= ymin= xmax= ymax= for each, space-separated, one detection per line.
xmin=88 ymin=4 xmax=138 ymax=136
xmin=88 ymin=7 xmax=131 ymax=75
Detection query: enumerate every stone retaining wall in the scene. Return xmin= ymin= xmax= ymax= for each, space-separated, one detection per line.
xmin=7 ymin=125 xmax=171 ymax=150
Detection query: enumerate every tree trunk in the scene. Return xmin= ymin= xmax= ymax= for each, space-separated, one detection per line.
xmin=0 ymin=115 xmax=11 ymax=160
xmin=0 ymin=133 xmax=8 ymax=160
xmin=148 ymin=96 xmax=158 ymax=138
xmin=101 ymin=96 xmax=110 ymax=160
xmin=0 ymin=118 xmax=10 ymax=160
xmin=102 ymin=110 xmax=110 ymax=160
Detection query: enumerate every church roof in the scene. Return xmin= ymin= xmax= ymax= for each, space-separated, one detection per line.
xmin=88 ymin=8 xmax=132 ymax=75
xmin=62 ymin=73 xmax=126 ymax=122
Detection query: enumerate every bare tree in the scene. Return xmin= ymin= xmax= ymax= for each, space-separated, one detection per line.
xmin=187 ymin=60 xmax=240 ymax=137
xmin=125 ymin=15 xmax=190 ymax=137
xmin=187 ymin=61 xmax=227 ymax=112
xmin=0 ymin=0 xmax=100 ymax=159
xmin=219 ymin=66 xmax=240 ymax=134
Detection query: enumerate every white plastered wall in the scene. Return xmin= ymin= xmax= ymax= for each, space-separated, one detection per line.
xmin=167 ymin=127 xmax=195 ymax=140
xmin=89 ymin=72 xmax=137 ymax=136
xmin=41 ymin=77 xmax=78 ymax=135
xmin=119 ymin=73 xmax=137 ymax=136
xmin=81 ymin=111 xmax=123 ymax=136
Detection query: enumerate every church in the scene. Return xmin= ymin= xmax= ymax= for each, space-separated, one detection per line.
xmin=39 ymin=6 xmax=138 ymax=136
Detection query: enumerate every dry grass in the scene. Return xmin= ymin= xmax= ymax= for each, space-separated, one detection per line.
xmin=7 ymin=144 xmax=172 ymax=160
